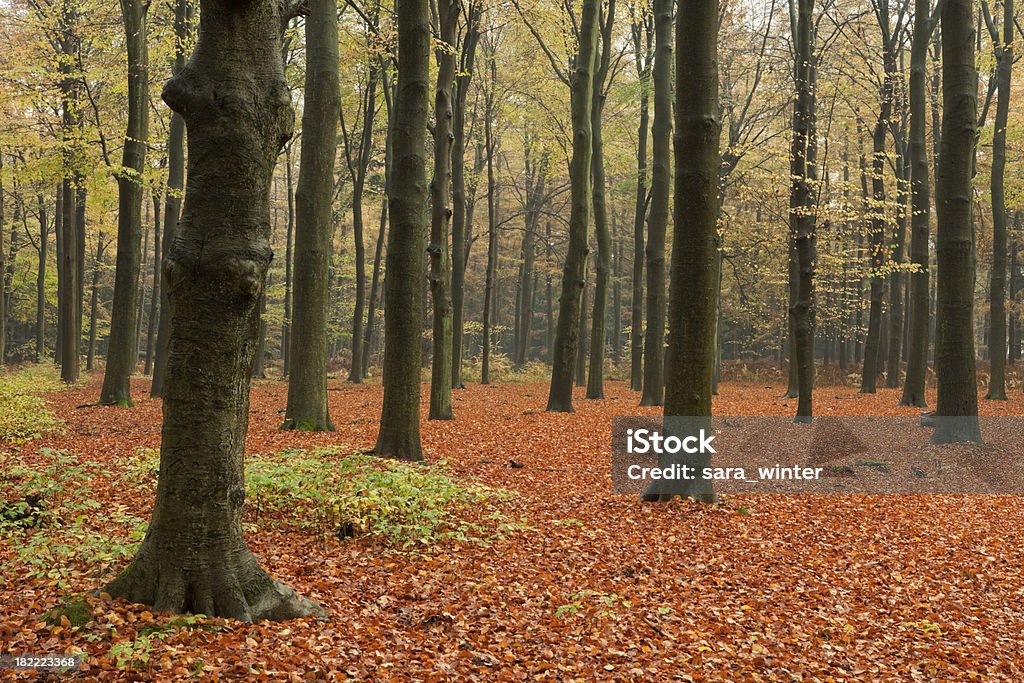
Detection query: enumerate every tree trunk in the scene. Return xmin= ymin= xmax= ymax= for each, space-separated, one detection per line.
xmin=35 ymin=194 xmax=47 ymax=361
xmin=861 ymin=106 xmax=890 ymax=393
xmin=374 ymin=0 xmax=431 ymax=460
xmin=58 ymin=0 xmax=81 ymax=383
xmin=629 ymin=13 xmax=651 ymax=392
xmin=586 ymin=0 xmax=616 ymax=400
xmin=451 ymin=2 xmax=482 ymax=390
xmin=283 ymin=0 xmax=340 ymax=432
xmin=152 ymin=0 xmax=191 ymax=398
xmin=514 ymin=144 xmax=546 ymax=369
xmin=281 ymin=144 xmax=294 ymax=377
xmin=1010 ymin=211 xmax=1020 ymax=364
xmin=790 ymin=0 xmax=817 ymax=422
xmin=902 ymin=0 xmax=934 ymax=407
xmin=0 ymin=156 xmax=5 ymax=365
xmin=576 ymin=277 xmax=588 ymax=387
xmin=640 ymin=0 xmax=670 ymax=407
xmin=481 ymin=75 xmax=498 ymax=386
xmin=86 ymin=235 xmax=104 ymax=371
xmin=932 ymin=0 xmax=982 ymax=443
xmin=104 ymin=0 xmax=322 ymax=621
xmin=144 ymin=192 xmax=161 ymax=375
xmin=427 ymin=0 xmax=459 ymax=419
xmin=986 ymin=0 xmax=1012 ymax=400
xmin=644 ymin=0 xmax=720 ymax=503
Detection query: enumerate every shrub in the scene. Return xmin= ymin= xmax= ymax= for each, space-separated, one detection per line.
xmin=0 ymin=362 xmax=66 ymax=444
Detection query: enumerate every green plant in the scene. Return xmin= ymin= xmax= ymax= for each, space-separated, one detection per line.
xmin=245 ymin=448 xmax=519 ymax=550
xmin=0 ymin=363 xmax=66 ymax=444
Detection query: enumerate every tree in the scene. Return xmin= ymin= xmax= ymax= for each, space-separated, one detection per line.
xmin=100 ymin=0 xmax=149 ymax=407
xmin=983 ymin=0 xmax=1012 ymax=401
xmin=282 ymin=0 xmax=340 ymax=433
xmin=628 ymin=5 xmax=653 ymax=392
xmin=789 ymin=0 xmax=817 ymax=422
xmin=104 ymin=0 xmax=322 ymax=620
xmin=545 ymin=0 xmax=600 ymax=412
xmin=585 ymin=0 xmax=617 ymax=400
xmin=374 ymin=0 xmax=431 ymax=460
xmin=644 ymin=0 xmax=721 ymax=503
xmin=58 ymin=0 xmax=82 ymax=384
xmin=931 ymin=0 xmax=982 ymax=444
xmin=428 ymin=0 xmax=460 ymax=420
xmin=640 ymin=0 xmax=671 ymax=407
xmin=900 ymin=0 xmax=935 ymax=407
xmin=152 ymin=0 xmax=192 ymax=399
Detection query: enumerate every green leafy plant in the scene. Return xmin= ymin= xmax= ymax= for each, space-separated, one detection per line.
xmin=0 ymin=363 xmax=66 ymax=444
xmin=245 ymin=448 xmax=519 ymax=550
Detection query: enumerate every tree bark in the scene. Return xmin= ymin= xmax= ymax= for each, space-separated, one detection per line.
xmin=640 ymin=0 xmax=671 ymax=407
xmin=932 ymin=0 xmax=982 ymax=443
xmin=100 ymin=0 xmax=148 ymax=404
xmin=789 ymin=0 xmax=817 ymax=422
xmin=985 ymin=0 xmax=1012 ymax=400
xmin=104 ymin=0 xmax=322 ymax=621
xmin=86 ymin=234 xmax=104 ymax=372
xmin=451 ymin=2 xmax=482 ymax=390
xmin=58 ymin=0 xmax=81 ymax=383
xmin=152 ymin=0 xmax=191 ymax=398
xmin=281 ymin=144 xmax=294 ymax=377
xmin=901 ymin=0 xmax=935 ymax=407
xmin=427 ymin=0 xmax=459 ymax=419
xmin=629 ymin=12 xmax=651 ymax=392
xmin=145 ymin=192 xmax=161 ymax=375
xmin=644 ymin=0 xmax=720 ymax=503
xmin=283 ymin=0 xmax=340 ymax=432
xmin=586 ymin=0 xmax=616 ymax=400
xmin=374 ymin=0 xmax=431 ymax=460
xmin=35 ymin=194 xmax=47 ymax=362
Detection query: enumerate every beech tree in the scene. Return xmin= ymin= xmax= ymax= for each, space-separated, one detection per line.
xmin=282 ymin=0 xmax=340 ymax=432
xmin=99 ymin=0 xmax=148 ymax=407
xmin=104 ymin=0 xmax=321 ymax=620
xmin=640 ymin=0 xmax=671 ymax=407
xmin=931 ymin=0 xmax=982 ymax=444
xmin=374 ymin=0 xmax=430 ymax=459
xmin=644 ymin=0 xmax=721 ymax=503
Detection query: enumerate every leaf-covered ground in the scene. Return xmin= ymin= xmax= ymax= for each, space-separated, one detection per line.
xmin=3 ymin=375 xmax=1024 ymax=680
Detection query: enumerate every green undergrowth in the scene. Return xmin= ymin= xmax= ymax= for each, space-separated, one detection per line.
xmin=0 ymin=362 xmax=67 ymax=444
xmin=0 ymin=449 xmax=147 ymax=589
xmin=246 ymin=448 xmax=522 ymax=550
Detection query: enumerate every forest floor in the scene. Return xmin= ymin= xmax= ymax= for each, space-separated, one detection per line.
xmin=3 ymin=373 xmax=1024 ymax=681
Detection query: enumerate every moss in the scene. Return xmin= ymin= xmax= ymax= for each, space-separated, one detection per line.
xmin=44 ymin=598 xmax=93 ymax=628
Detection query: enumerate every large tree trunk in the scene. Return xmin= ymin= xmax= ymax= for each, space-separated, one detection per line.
xmin=932 ymin=0 xmax=982 ymax=444
xmin=644 ymin=0 xmax=720 ymax=503
xmin=789 ymin=0 xmax=817 ymax=422
xmin=985 ymin=0 xmax=1012 ymax=400
xmin=104 ymin=0 xmax=321 ymax=621
xmin=99 ymin=0 xmax=148 ymax=405
xmin=374 ymin=0 xmax=430 ymax=460
xmin=640 ymin=0 xmax=671 ymax=407
xmin=283 ymin=0 xmax=340 ymax=432
xmin=152 ymin=0 xmax=191 ymax=398
xmin=428 ymin=0 xmax=459 ymax=419
xmin=901 ymin=0 xmax=935 ymax=407
xmin=586 ymin=0 xmax=616 ymax=400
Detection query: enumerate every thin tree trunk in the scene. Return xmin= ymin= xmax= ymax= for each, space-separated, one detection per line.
xmin=283 ymin=0 xmax=340 ymax=432
xmin=586 ymin=0 xmax=616 ymax=400
xmin=144 ymin=192 xmax=161 ymax=375
xmin=481 ymin=67 xmax=498 ymax=386
xmin=902 ymin=0 xmax=935 ymax=407
xmin=640 ymin=0 xmax=671 ymax=407
xmin=99 ymin=0 xmax=148 ymax=404
xmin=985 ymin=0 xmax=1012 ymax=400
xmin=630 ymin=13 xmax=651 ymax=392
xmin=35 ymin=194 xmax=47 ymax=361
xmin=281 ymin=144 xmax=294 ymax=377
xmin=87 ymin=234 xmax=104 ymax=371
xmin=152 ymin=0 xmax=191 ymax=398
